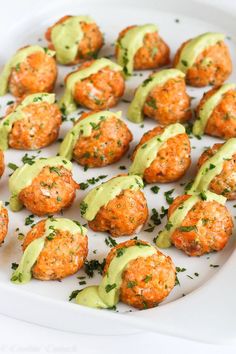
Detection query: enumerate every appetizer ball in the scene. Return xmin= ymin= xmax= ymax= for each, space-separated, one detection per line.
xmin=173 ymin=32 xmax=232 ymax=87
xmin=81 ymin=175 xmax=148 ymax=237
xmin=2 ymin=93 xmax=61 ymax=150
xmin=197 ymin=142 xmax=236 ymax=200
xmin=63 ymin=59 xmax=125 ymax=111
xmin=9 ymin=157 xmax=78 ymax=215
xmin=45 ymin=15 xmax=103 ymax=65
xmin=194 ymin=84 xmax=236 ymax=139
xmin=19 ymin=166 xmax=78 ymax=216
xmin=143 ymin=73 xmax=191 ymax=125
xmin=116 ymin=24 xmax=170 ymax=76
xmin=0 ymin=203 xmax=8 ymax=244
xmin=61 ymin=110 xmax=132 ymax=167
xmin=22 ymin=219 xmax=88 ymax=280
xmin=104 ymin=240 xmax=176 ymax=309
xmin=130 ymin=125 xmax=191 ymax=183
xmin=0 ymin=150 xmax=4 ymax=177
xmin=127 ymin=69 xmax=191 ymax=125
xmin=167 ymin=194 xmax=233 ymax=256
xmin=0 ymin=45 xmax=57 ymax=98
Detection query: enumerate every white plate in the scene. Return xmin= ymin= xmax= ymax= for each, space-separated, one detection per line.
xmin=0 ymin=0 xmax=236 ymax=344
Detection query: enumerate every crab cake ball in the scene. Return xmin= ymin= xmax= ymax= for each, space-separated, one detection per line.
xmin=81 ymin=175 xmax=148 ymax=237
xmin=60 ymin=58 xmax=124 ymax=114
xmin=103 ymin=240 xmax=176 ymax=309
xmin=0 ymin=94 xmax=61 ymax=151
xmin=9 ymin=157 xmax=78 ymax=215
xmin=45 ymin=15 xmax=103 ymax=65
xmin=160 ymin=193 xmax=233 ymax=256
xmin=130 ymin=124 xmax=191 ymax=183
xmin=127 ymin=69 xmax=191 ymax=125
xmin=59 ymin=110 xmax=132 ymax=167
xmin=0 ymin=203 xmax=8 ymax=244
xmin=116 ymin=24 xmax=170 ymax=77
xmin=0 ymin=151 xmax=4 ymax=177
xmin=11 ymin=218 xmax=88 ymax=282
xmin=0 ymin=45 xmax=57 ymax=98
xmin=193 ymin=84 xmax=236 ymax=139
xmin=173 ymin=32 xmax=232 ymax=87
xmin=197 ymin=142 xmax=236 ymax=200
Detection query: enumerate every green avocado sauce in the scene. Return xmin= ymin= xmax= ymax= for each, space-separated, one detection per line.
xmin=175 ymin=32 xmax=225 ymax=74
xmin=81 ymin=175 xmax=144 ymax=221
xmin=156 ymin=191 xmax=226 ymax=249
xmin=76 ymin=244 xmax=156 ymax=308
xmin=0 ymin=93 xmax=56 ymax=151
xmin=51 ymin=16 xmax=93 ymax=64
xmin=192 ymin=83 xmax=236 ymax=136
xmin=59 ymin=110 xmax=122 ymax=160
xmin=0 ymin=45 xmax=55 ymax=96
xmin=9 ymin=156 xmax=72 ymax=212
xmin=127 ymin=69 xmax=185 ymax=123
xmin=188 ymin=138 xmax=236 ymax=194
xmin=11 ymin=218 xmax=87 ymax=284
xmin=59 ymin=58 xmax=123 ymax=114
xmin=117 ymin=24 xmax=157 ymax=78
xmin=129 ymin=123 xmax=185 ymax=177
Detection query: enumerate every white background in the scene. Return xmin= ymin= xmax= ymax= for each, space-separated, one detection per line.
xmin=1 ymin=0 xmax=236 ymax=353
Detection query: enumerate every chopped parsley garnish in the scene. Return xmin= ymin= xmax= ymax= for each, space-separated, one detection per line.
xmin=176 ymin=267 xmax=186 ymax=273
xmin=144 ymin=274 xmax=152 ymax=283
xmin=80 ymin=201 xmax=88 ymax=216
xmin=79 ymin=281 xmax=86 ymax=285
xmin=127 ymin=281 xmax=137 ymax=288
xmin=84 ymin=259 xmax=105 ymax=278
xmin=105 ymin=236 xmax=117 ymax=248
xmin=49 ymin=166 xmax=61 ymax=176
xmin=25 ymin=215 xmax=35 ymax=226
xmin=181 ymin=59 xmax=188 ymax=67
xmin=116 ymin=248 xmax=125 ymax=257
xmin=150 ymin=186 xmax=160 ymax=194
xmin=210 ymin=264 xmax=219 ymax=268
xmin=150 ymin=208 xmax=161 ymax=226
xmin=69 ymin=289 xmax=82 ymax=301
xmin=178 ymin=225 xmax=197 ymax=232
xmin=146 ymin=97 xmax=157 ymax=109
xmin=11 ymin=262 xmax=19 ymax=270
xmin=142 ymin=77 xmax=153 ymax=87
xmin=105 ymin=283 xmax=117 ymax=293
xmin=164 ymin=189 xmax=175 ymax=205
xmin=79 ymin=175 xmax=107 ymax=190
xmin=199 ymin=191 xmax=207 ymax=201
xmin=7 ymin=162 xmax=18 ymax=171
xmin=21 ymin=153 xmax=37 ymax=165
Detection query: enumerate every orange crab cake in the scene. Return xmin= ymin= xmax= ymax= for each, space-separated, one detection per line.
xmin=0 ymin=150 xmax=4 ymax=177
xmin=0 ymin=203 xmax=8 ymax=244
xmin=45 ymin=15 xmax=103 ymax=65
xmin=173 ymin=32 xmax=232 ymax=87
xmin=11 ymin=218 xmax=88 ymax=282
xmin=116 ymin=24 xmax=170 ymax=77
xmin=0 ymin=93 xmax=61 ymax=151
xmin=195 ymin=140 xmax=236 ymax=200
xmin=9 ymin=157 xmax=78 ymax=216
xmin=59 ymin=110 xmax=132 ymax=167
xmin=0 ymin=45 xmax=57 ymax=98
xmin=127 ymin=69 xmax=191 ymax=125
xmin=193 ymin=84 xmax=236 ymax=139
xmin=157 ymin=192 xmax=233 ymax=256
xmin=59 ymin=58 xmax=124 ymax=114
xmin=129 ymin=123 xmax=191 ymax=183
xmin=75 ymin=239 xmax=176 ymax=310
xmin=80 ymin=175 xmax=148 ymax=237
